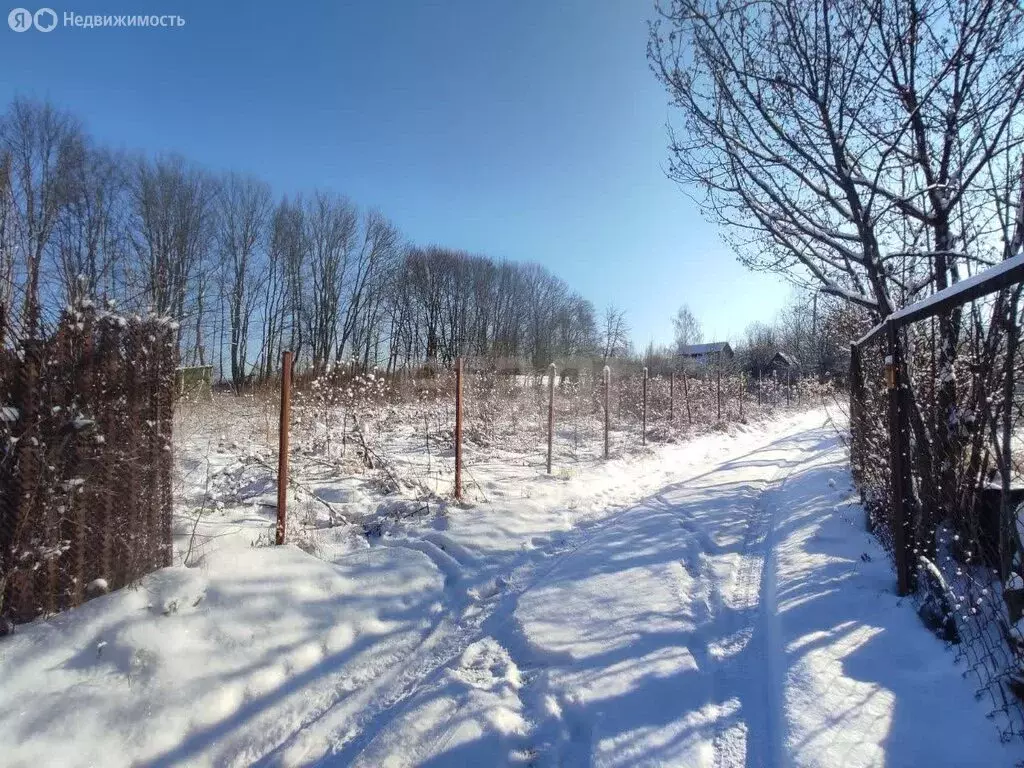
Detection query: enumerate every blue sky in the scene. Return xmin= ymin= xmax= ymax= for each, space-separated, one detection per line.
xmin=0 ymin=0 xmax=790 ymax=347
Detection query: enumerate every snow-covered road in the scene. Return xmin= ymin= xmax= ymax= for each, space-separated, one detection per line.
xmin=1 ymin=413 xmax=1015 ymax=766
xmin=342 ymin=422 xmax=1011 ymax=767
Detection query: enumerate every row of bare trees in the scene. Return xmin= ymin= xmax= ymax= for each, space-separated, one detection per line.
xmin=0 ymin=98 xmax=604 ymax=385
xmin=383 ymin=249 xmax=599 ymax=372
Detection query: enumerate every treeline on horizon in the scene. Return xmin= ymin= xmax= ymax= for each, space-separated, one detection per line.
xmin=0 ymin=97 xmax=853 ymax=390
xmin=0 ymin=98 xmax=616 ymax=388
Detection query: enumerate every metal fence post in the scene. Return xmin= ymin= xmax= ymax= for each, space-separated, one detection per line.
xmin=669 ymin=371 xmax=674 ymax=422
xmin=716 ymin=361 xmax=722 ymax=421
xmin=276 ymin=350 xmax=292 ymax=545
xmin=603 ymin=365 xmax=611 ymax=459
xmin=547 ymin=362 xmax=556 ymax=474
xmin=683 ymin=370 xmax=691 ymax=426
xmin=455 ymin=357 xmax=463 ymax=500
xmin=642 ymin=367 xmax=648 ymax=446
xmin=739 ymin=373 xmax=744 ymax=419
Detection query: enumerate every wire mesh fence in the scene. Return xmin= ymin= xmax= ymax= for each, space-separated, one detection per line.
xmin=285 ymin=358 xmax=831 ymax=507
xmin=850 ymin=268 xmax=1024 ymax=742
xmin=0 ymin=303 xmax=178 ymax=626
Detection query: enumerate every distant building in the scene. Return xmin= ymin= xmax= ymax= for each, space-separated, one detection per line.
xmin=678 ymin=342 xmax=734 ymax=366
xmin=770 ymin=351 xmax=800 ymax=377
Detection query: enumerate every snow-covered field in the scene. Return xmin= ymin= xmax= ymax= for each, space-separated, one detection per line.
xmin=0 ymin=401 xmax=1016 ymax=767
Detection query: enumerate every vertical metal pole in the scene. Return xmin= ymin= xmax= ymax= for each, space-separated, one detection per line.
xmin=455 ymin=357 xmax=463 ymax=500
xmin=603 ymin=365 xmax=610 ymax=459
xmin=669 ymin=371 xmax=674 ymax=422
xmin=276 ymin=350 xmax=292 ymax=545
xmin=758 ymin=372 xmax=762 ymax=406
xmin=886 ymin=320 xmax=911 ymax=595
xmin=716 ymin=361 xmax=722 ymax=421
xmin=642 ymin=367 xmax=648 ymax=446
xmin=739 ymin=373 xmax=744 ymax=419
xmin=547 ymin=362 xmax=556 ymax=474
xmin=683 ymin=370 xmax=691 ymax=426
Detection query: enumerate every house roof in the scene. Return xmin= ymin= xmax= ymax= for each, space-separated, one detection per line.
xmin=773 ymin=351 xmax=799 ymax=366
xmin=679 ymin=342 xmax=731 ymax=356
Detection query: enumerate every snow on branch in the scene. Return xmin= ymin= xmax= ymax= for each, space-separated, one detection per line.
xmin=821 ymin=282 xmax=879 ymax=310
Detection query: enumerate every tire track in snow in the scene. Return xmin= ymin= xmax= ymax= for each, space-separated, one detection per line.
xmin=343 ymin=427 xmax=823 ymax=768
xmin=269 ymin=496 xmax=649 ymax=767
xmin=296 ymin=475 xmax=733 ymax=765
xmin=494 ymin=438 xmax=817 ymax=765
xmin=265 ymin=422 xmax=825 ymax=767
xmin=709 ymin=433 xmax=815 ymax=768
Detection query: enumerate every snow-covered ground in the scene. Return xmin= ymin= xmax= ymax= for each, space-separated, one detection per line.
xmin=0 ymin=406 xmax=1016 ymax=766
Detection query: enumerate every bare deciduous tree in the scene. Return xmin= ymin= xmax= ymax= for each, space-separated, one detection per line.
xmin=303 ymin=192 xmax=358 ymax=371
xmin=650 ymin=0 xmax=1024 ymax=537
xmin=53 ymin=146 xmax=127 ymax=307
xmin=671 ymin=304 xmax=703 ymax=354
xmin=0 ymin=98 xmax=84 ymax=330
xmin=215 ymin=172 xmax=271 ymax=388
xmin=338 ymin=210 xmax=400 ymax=363
xmin=650 ymin=0 xmax=1024 ymax=311
xmin=129 ymin=155 xmax=216 ymax=360
xmin=0 ymin=150 xmax=14 ymax=346
xmin=601 ymin=304 xmax=631 ymax=361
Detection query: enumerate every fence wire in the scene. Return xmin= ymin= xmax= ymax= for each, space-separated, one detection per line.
xmin=851 ymin=289 xmax=1024 ymax=743
xmin=287 ymin=358 xmax=829 ymax=509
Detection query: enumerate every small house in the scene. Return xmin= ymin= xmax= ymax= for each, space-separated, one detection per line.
xmin=770 ymin=351 xmax=800 ymax=378
xmin=678 ymin=342 xmax=734 ymax=367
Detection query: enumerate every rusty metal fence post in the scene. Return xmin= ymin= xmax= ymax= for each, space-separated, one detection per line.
xmin=276 ymin=350 xmax=292 ymax=545
xmin=642 ymin=367 xmax=648 ymax=446
xmin=455 ymin=357 xmax=463 ymax=500
xmin=669 ymin=371 xmax=674 ymax=422
xmin=683 ymin=370 xmax=691 ymax=427
xmin=547 ymin=362 xmax=556 ymax=474
xmin=716 ymin=362 xmax=722 ymax=421
xmin=603 ymin=365 xmax=610 ymax=459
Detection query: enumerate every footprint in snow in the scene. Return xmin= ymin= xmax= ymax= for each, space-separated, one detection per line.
xmin=450 ymin=638 xmax=522 ymax=692
xmin=469 ymin=576 xmax=508 ymax=601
